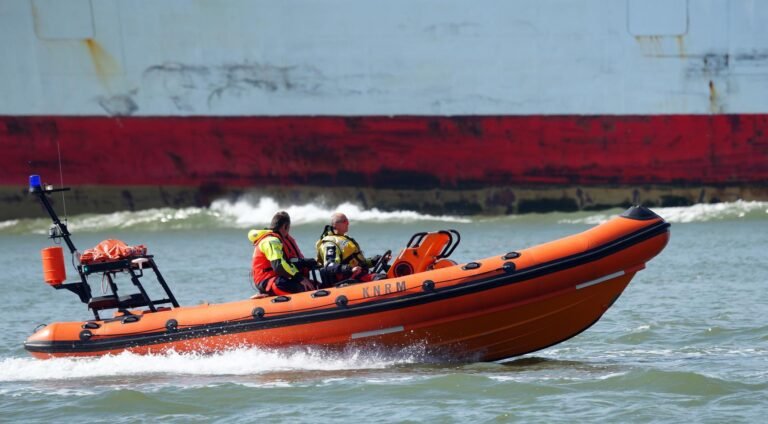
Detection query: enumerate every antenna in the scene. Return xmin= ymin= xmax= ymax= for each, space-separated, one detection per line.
xmin=55 ymin=137 xmax=67 ymax=220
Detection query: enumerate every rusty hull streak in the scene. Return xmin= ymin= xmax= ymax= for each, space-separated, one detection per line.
xmin=675 ymin=35 xmax=686 ymax=57
xmin=709 ymin=80 xmax=719 ymax=114
xmin=84 ymin=38 xmax=120 ymax=89
xmin=30 ymin=3 xmax=39 ymax=33
xmin=635 ymin=35 xmax=691 ymax=59
xmin=634 ymin=35 xmax=663 ymax=57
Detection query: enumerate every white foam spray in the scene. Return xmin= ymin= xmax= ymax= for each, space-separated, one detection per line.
xmin=0 ymin=346 xmax=424 ymax=382
xmin=558 ymin=200 xmax=768 ymax=225
xmin=1 ymin=200 xmax=765 ymax=233
xmin=208 ymin=197 xmax=470 ymax=226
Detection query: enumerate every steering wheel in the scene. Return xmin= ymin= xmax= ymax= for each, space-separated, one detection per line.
xmin=371 ymin=250 xmax=392 ymax=274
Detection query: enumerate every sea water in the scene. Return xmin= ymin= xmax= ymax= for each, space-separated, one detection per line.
xmin=0 ymin=199 xmax=766 ymax=422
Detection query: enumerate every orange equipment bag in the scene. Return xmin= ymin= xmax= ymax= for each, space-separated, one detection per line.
xmin=79 ymin=239 xmax=147 ymax=264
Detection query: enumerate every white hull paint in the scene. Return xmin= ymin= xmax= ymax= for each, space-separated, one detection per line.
xmin=0 ymin=0 xmax=766 ymax=117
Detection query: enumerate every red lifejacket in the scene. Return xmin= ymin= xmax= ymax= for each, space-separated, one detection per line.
xmin=251 ymin=231 xmax=304 ymax=287
xmin=283 ymin=233 xmax=304 ymax=261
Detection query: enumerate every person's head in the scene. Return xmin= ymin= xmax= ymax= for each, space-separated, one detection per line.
xmin=270 ymin=211 xmax=291 ymax=236
xmin=331 ymin=212 xmax=349 ymax=235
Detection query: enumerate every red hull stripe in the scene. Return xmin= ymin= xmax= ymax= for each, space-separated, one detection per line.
xmin=2 ymin=115 xmax=767 ymax=187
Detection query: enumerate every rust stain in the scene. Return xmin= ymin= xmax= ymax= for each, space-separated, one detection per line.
xmin=675 ymin=35 xmax=686 ymax=57
xmin=708 ymin=80 xmax=719 ymax=114
xmin=30 ymin=4 xmax=40 ymax=33
xmin=634 ymin=35 xmax=663 ymax=57
xmin=83 ymin=38 xmax=120 ymax=89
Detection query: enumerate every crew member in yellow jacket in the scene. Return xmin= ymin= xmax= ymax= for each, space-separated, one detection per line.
xmin=315 ymin=213 xmax=385 ymax=286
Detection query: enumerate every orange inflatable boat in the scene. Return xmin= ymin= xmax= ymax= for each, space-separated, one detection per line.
xmin=24 ymin=175 xmax=670 ymax=361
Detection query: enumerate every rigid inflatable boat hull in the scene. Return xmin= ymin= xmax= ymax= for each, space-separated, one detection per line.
xmin=25 ymin=209 xmax=670 ymax=361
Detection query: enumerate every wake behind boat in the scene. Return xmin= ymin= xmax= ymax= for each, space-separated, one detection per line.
xmin=24 ymin=175 xmax=670 ymax=361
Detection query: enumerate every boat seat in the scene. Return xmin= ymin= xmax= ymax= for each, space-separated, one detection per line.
xmin=387 ymin=230 xmax=460 ymax=278
xmin=431 ymin=258 xmax=457 ymax=269
xmin=334 ymin=278 xmax=361 ymax=288
xmin=88 ymin=295 xmax=119 ymax=310
xmin=118 ymin=293 xmax=151 ymax=308
xmin=87 ymin=293 xmax=149 ymax=310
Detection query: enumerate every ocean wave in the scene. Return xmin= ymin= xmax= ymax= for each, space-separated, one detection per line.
xmin=0 ymin=219 xmax=19 ymax=230
xmin=0 ymin=196 xmax=469 ymax=234
xmin=208 ymin=196 xmax=470 ymax=226
xmin=0 ymin=199 xmax=765 ymax=234
xmin=558 ymin=200 xmax=768 ymax=225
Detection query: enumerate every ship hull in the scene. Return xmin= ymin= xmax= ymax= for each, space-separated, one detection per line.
xmin=2 ymin=1 xmax=768 ymax=216
xmin=2 ymin=114 xmax=766 ymax=218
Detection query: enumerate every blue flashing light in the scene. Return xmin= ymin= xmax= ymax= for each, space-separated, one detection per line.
xmin=29 ymin=175 xmax=42 ymax=190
